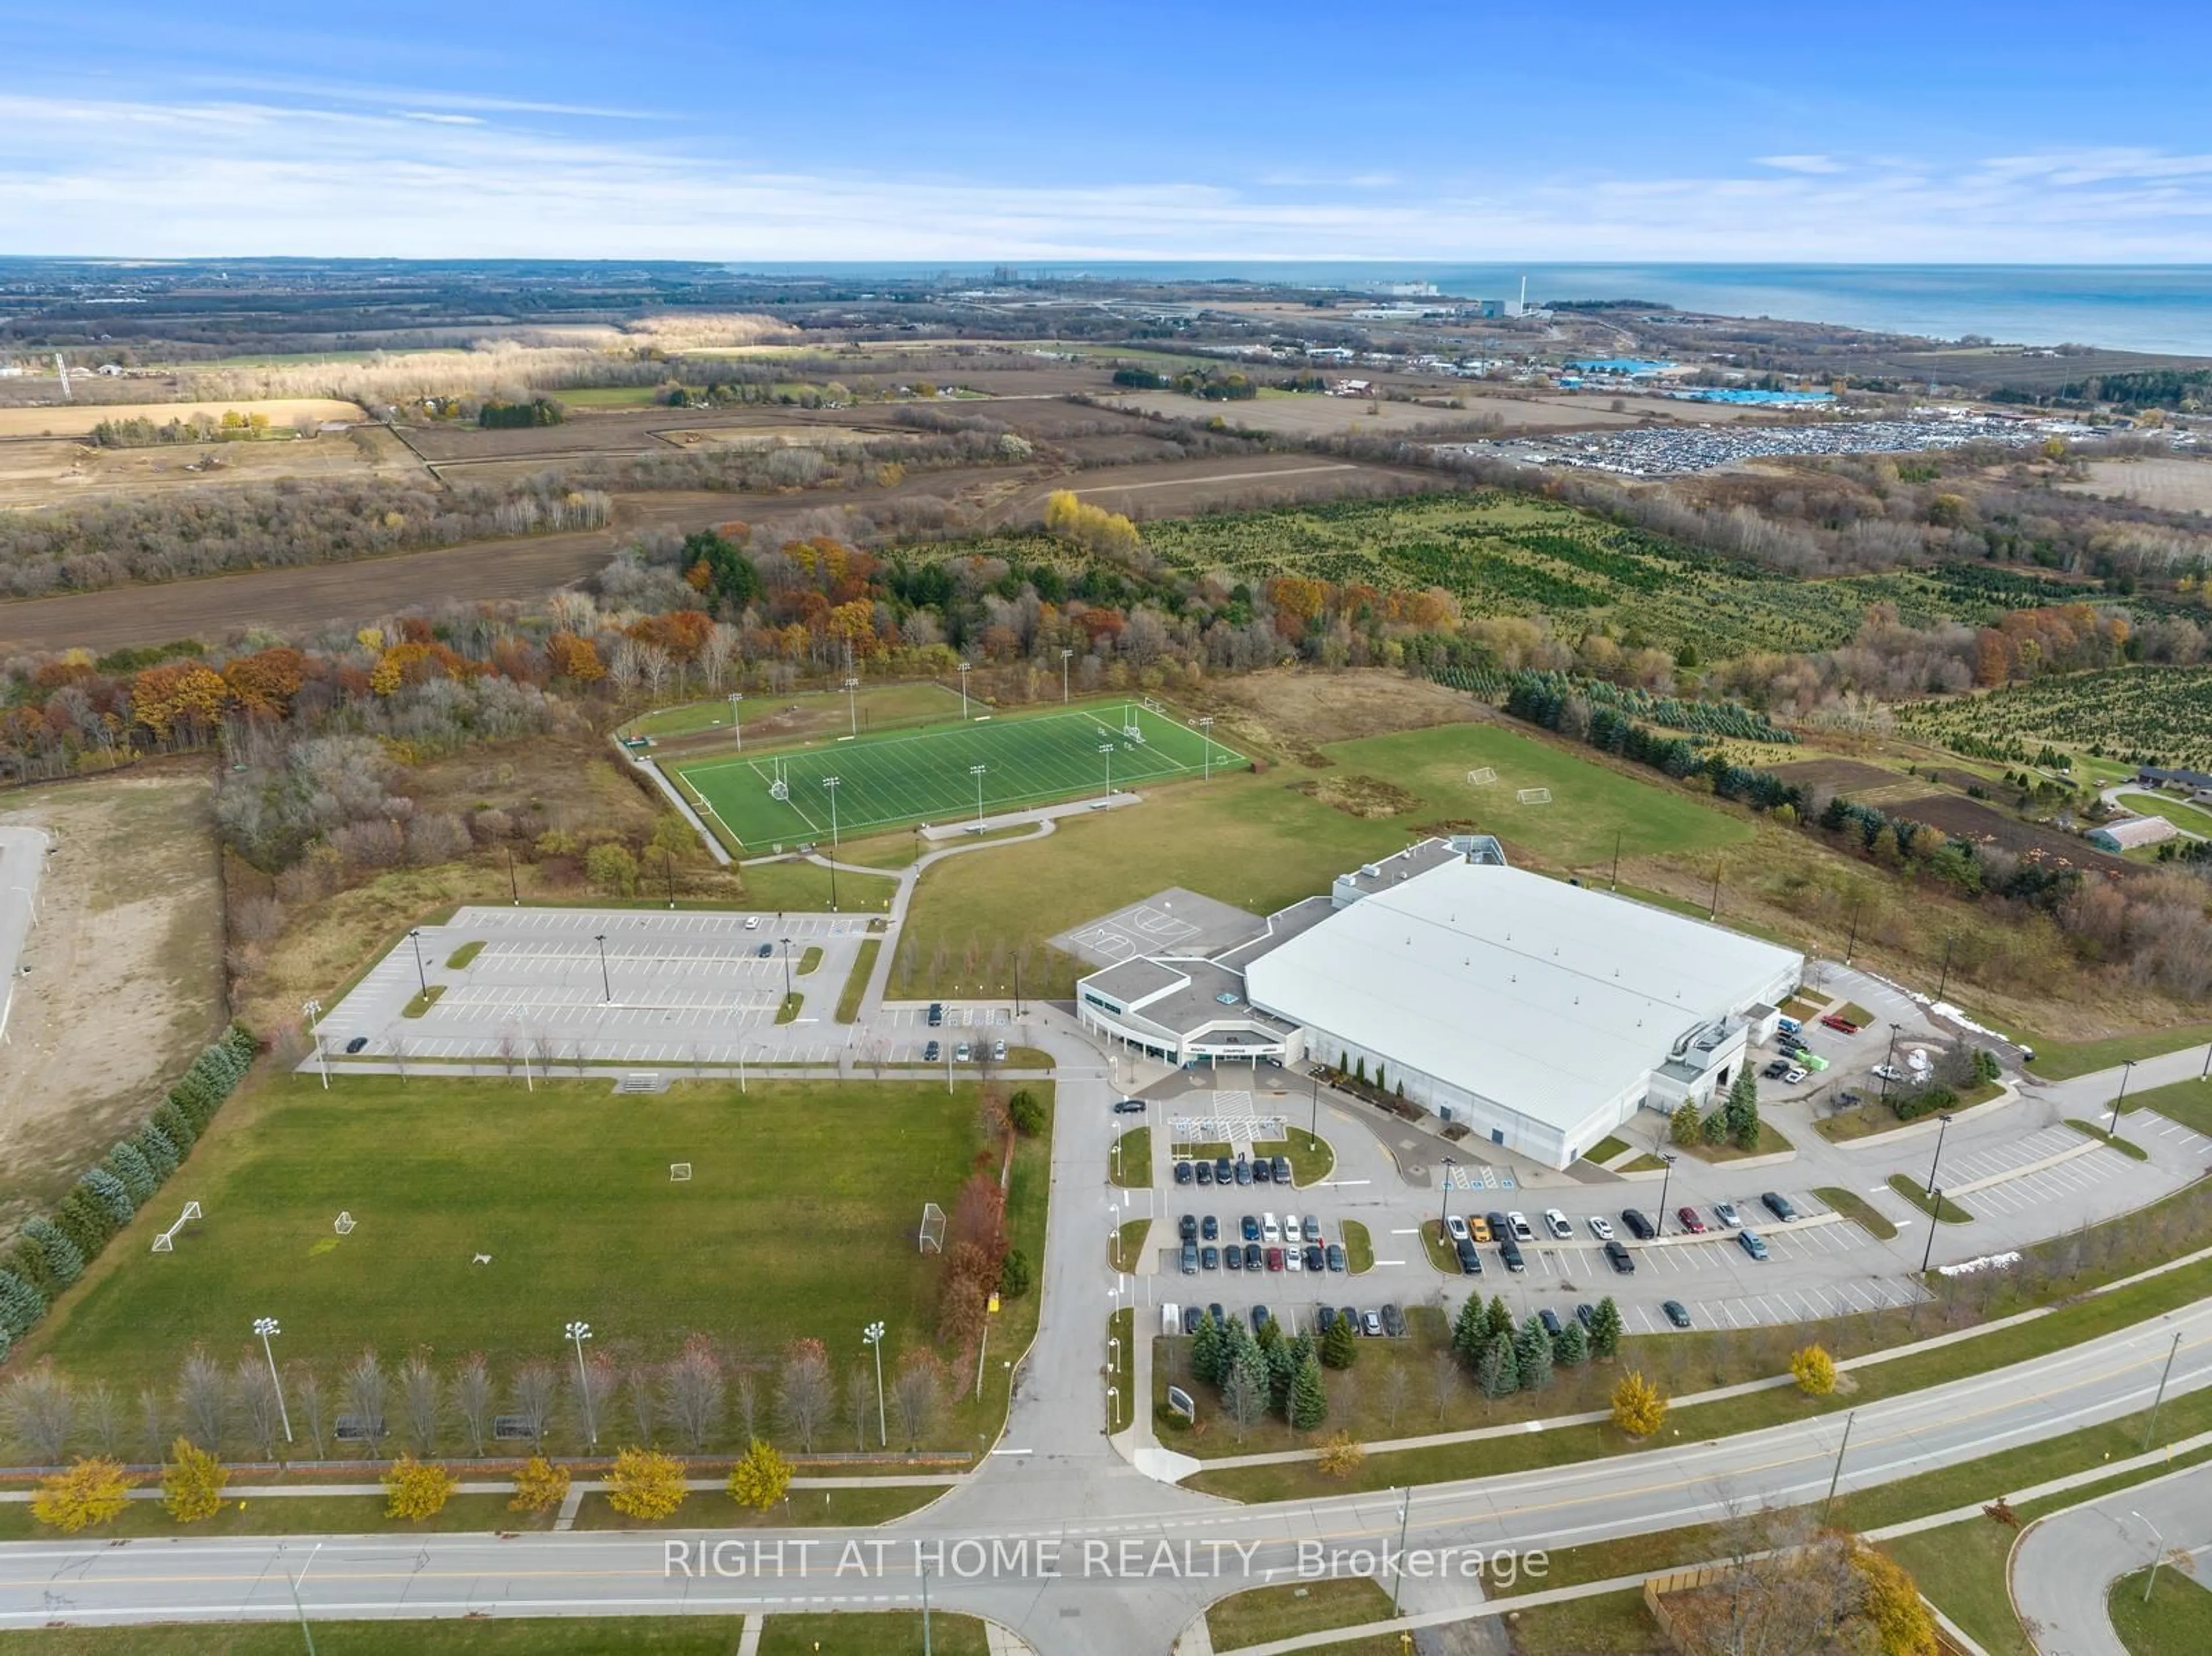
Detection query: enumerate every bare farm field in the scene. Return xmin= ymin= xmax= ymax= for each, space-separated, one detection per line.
xmin=0 ymin=397 xmax=364 ymax=439
xmin=990 ymin=453 xmax=1444 ymax=525
xmin=0 ymin=771 xmax=229 ymax=1234
xmin=0 ymin=424 xmax=425 ymax=510
xmin=1107 ymin=390 xmax=1497 ymax=437
xmin=2059 ymin=456 xmax=2212 ymax=514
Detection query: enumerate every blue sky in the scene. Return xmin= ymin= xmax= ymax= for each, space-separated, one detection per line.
xmin=1 ymin=1 xmax=2207 ymax=260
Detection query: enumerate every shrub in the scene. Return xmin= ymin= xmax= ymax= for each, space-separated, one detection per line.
xmin=151 ymin=1100 xmax=196 ymax=1151
xmin=1007 ymin=1090 xmax=1046 ymax=1136
xmin=0 ymin=1269 xmax=47 ymax=1339
xmin=726 ymin=1439 xmax=793 ymax=1511
xmin=1320 ymin=1316 xmax=1358 ymax=1370
xmin=605 ymin=1446 xmax=687 ymax=1520
xmin=161 ymin=1438 xmax=228 ymax=1523
xmin=585 ymin=842 xmax=640 ymax=897
xmin=1611 ymin=1371 xmax=1667 ymax=1437
xmin=1316 ymin=1431 xmax=1366 ymax=1479
xmin=135 ymin=1124 xmax=181 ymax=1180
xmin=104 ymin=1142 xmax=158 ymax=1206
xmin=382 ymin=1454 xmax=459 ymax=1521
xmin=1791 ymin=1345 xmax=1838 ymax=1396
xmin=59 ymin=1181 xmax=124 ymax=1253
xmin=33 ymin=1458 xmax=131 ymax=1532
xmin=999 ymin=1248 xmax=1033 ymax=1298
xmin=509 ymin=1455 xmax=571 ymax=1514
xmin=19 ymin=1217 xmax=85 ymax=1291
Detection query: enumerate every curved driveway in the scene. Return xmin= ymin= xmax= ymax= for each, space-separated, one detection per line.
xmin=2011 ymin=1459 xmax=2212 ymax=1656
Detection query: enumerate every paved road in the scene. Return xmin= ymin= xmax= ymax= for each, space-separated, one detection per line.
xmin=2011 ymin=1458 xmax=2212 ymax=1655
xmin=0 ymin=825 xmax=48 ymax=1046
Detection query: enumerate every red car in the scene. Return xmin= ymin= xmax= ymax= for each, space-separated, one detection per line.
xmin=1265 ymin=1246 xmax=1285 ymax=1272
xmin=1819 ymin=1013 xmax=1861 ymax=1034
xmin=1677 ymin=1206 xmax=1707 ymax=1234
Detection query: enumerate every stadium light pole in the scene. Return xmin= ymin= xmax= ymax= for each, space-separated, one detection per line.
xmin=1654 ymin=1151 xmax=1677 ymax=1236
xmin=1924 ymin=1112 xmax=1955 ymax=1197
xmin=2109 ymin=1058 xmax=2137 ymax=1138
xmin=1099 ymin=742 xmax=1115 ymax=797
xmin=823 ymin=777 xmax=842 ymax=912
xmin=302 ymin=999 xmax=328 ymax=1090
xmin=970 ymin=763 xmax=988 ymax=829
xmin=843 ymin=676 xmax=860 ymax=736
xmin=728 ymin=692 xmax=743 ymax=750
xmin=1197 ymin=717 xmax=1215 ymax=780
xmin=863 ymin=1321 xmax=888 ymax=1446
xmin=407 ymin=929 xmax=428 ymax=996
xmin=1060 ymin=647 xmax=1073 ymax=703
xmin=957 ymin=661 xmax=971 ymax=719
xmin=565 ymin=1321 xmax=597 ymax=1448
xmin=254 ymin=1317 xmax=294 ymax=1443
xmin=594 ymin=934 xmax=611 ymax=1003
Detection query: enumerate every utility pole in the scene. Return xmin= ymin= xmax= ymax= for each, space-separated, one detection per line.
xmin=781 ymin=938 xmax=794 ymax=1001
xmin=1823 ymin=1411 xmax=1856 ymax=1517
xmin=1653 ymin=1151 xmax=1678 ymax=1236
xmin=1611 ymin=830 xmax=1622 ymax=892
xmin=1436 ymin=1156 xmax=1457 ymax=1243
xmin=1934 ymin=934 xmax=1956 ymax=1006
xmin=2143 ymin=1331 xmax=2184 ymax=1452
xmin=2109 ymin=1059 xmax=2137 ymax=1138
xmin=284 ymin=1541 xmax=321 ymax=1656
xmin=407 ymin=929 xmax=428 ymax=996
xmin=663 ymin=847 xmax=675 ymax=909
xmin=1919 ymin=1193 xmax=1942 ymax=1273
xmin=1389 ymin=1487 xmax=1414 ymax=1615
xmin=1843 ymin=900 xmax=1860 ymax=965
xmin=1707 ymin=857 xmax=1723 ymax=920
xmin=2135 ymin=1511 xmax=2168 ymax=1606
xmin=506 ymin=843 xmax=519 ymax=905
xmin=1924 ymin=1112 xmax=1954 ymax=1197
xmin=1880 ymin=1023 xmax=1902 ymax=1103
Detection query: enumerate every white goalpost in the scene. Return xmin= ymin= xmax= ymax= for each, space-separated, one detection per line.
xmin=919 ymin=1202 xmax=947 ymax=1255
xmin=1467 ymin=767 xmax=1498 ymax=786
xmin=767 ymin=758 xmax=790 ymax=802
xmin=1516 ymin=787 xmax=1552 ymax=805
xmin=150 ymin=1200 xmax=202 ymax=1253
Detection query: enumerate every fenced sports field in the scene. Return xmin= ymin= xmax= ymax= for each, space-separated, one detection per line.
xmin=672 ymin=702 xmax=1241 ymax=848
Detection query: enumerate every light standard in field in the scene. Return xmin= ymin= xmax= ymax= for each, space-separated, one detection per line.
xmin=781 ymin=938 xmax=794 ymax=1001
xmin=406 ymin=928 xmax=429 ymax=997
xmin=1923 ymin=1111 xmax=1955 ymax=1196
xmin=863 ymin=1321 xmax=888 ymax=1447
xmin=823 ymin=776 xmax=843 ymax=912
xmin=843 ymin=676 xmax=860 ymax=737
xmin=1654 ymin=1150 xmax=1678 ymax=1237
xmin=1099 ymin=742 xmax=1115 ymax=797
xmin=593 ymin=933 xmax=612 ymax=1003
xmin=957 ymin=660 xmax=972 ymax=719
xmin=253 ymin=1317 xmax=294 ymax=1444
xmin=2109 ymin=1058 xmax=2137 ymax=1138
xmin=728 ymin=692 xmax=743 ymax=750
xmin=1197 ymin=717 xmax=1215 ymax=780
xmin=969 ymin=763 xmax=988 ymax=829
xmin=565 ymin=1321 xmax=597 ymax=1448
xmin=302 ymin=999 xmax=328 ymax=1090
xmin=1060 ymin=647 xmax=1073 ymax=703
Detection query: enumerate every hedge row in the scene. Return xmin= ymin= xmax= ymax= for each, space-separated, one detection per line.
xmin=0 ymin=1024 xmax=257 ymax=1362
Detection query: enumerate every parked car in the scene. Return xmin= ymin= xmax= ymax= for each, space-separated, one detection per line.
xmin=1586 ymin=1216 xmax=1615 ymax=1241
xmin=1622 ymin=1208 xmax=1655 ymax=1240
xmin=1446 ymin=1214 xmax=1470 ymax=1244
xmin=1662 ymin=1299 xmax=1693 ymax=1328
xmin=1208 ymin=1303 xmax=1224 ymax=1327
xmin=1233 ymin=1157 xmax=1253 ymax=1186
xmin=1201 ymin=1215 xmax=1218 ymax=1241
xmin=1180 ymin=1242 xmax=1198 ymax=1275
xmin=1782 ymin=1066 xmax=1809 ymax=1085
xmin=1174 ymin=1160 xmax=1194 ymax=1185
xmin=1214 ymin=1156 xmax=1234 ymax=1184
xmin=991 ymin=1039 xmax=1007 ymax=1062
xmin=1263 ymin=1214 xmax=1282 ymax=1244
xmin=1575 ymin=1302 xmax=1596 ymax=1329
xmin=1303 ymin=1244 xmax=1325 ymax=1273
xmin=1604 ymin=1241 xmax=1635 ymax=1274
xmin=1507 ymin=1211 xmax=1535 ymax=1242
xmin=1737 ymin=1230 xmax=1770 ymax=1261
xmin=1282 ymin=1212 xmax=1301 ymax=1243
xmin=1194 ymin=1160 xmax=1213 ymax=1185
xmin=1224 ymin=1245 xmax=1242 ymax=1272
xmin=1455 ymin=1238 xmax=1483 ymax=1275
xmin=344 ymin=1035 xmax=369 ymax=1054
xmin=1776 ymin=1015 xmax=1801 ymax=1036
xmin=1243 ymin=1243 xmax=1263 ymax=1271
xmin=924 ymin=1041 xmax=941 ymax=1061
xmin=1544 ymin=1208 xmax=1573 ymax=1240
xmin=1538 ymin=1308 xmax=1563 ymax=1337
xmin=1112 ymin=1097 xmax=1146 ymax=1113
xmin=1762 ymin=1059 xmax=1793 ymax=1080
xmin=745 ymin=915 xmax=761 ymax=931
xmin=1484 ymin=1211 xmax=1510 ymax=1241
xmin=1677 ymin=1206 xmax=1707 ymax=1234
xmin=1820 ymin=1013 xmax=1861 ymax=1034
xmin=927 ymin=1003 xmax=944 ymax=1027
xmin=1241 ymin=1215 xmax=1260 ymax=1241
xmin=1250 ymin=1306 xmax=1270 ymax=1333
xmin=955 ymin=1042 xmax=971 ymax=1062
xmin=1285 ymin=1244 xmax=1304 ymax=1274
xmin=1325 ymin=1244 xmax=1347 ymax=1272
xmin=756 ymin=943 xmax=773 ymax=958
xmin=1761 ymin=1191 xmax=1797 ymax=1221
xmin=1872 ymin=1064 xmax=1905 ymax=1083
xmin=1362 ymin=1309 xmax=1384 ymax=1338
xmin=1265 ymin=1246 xmax=1284 ymax=1273
xmin=1200 ymin=1245 xmax=1219 ymax=1270
xmin=1178 ymin=1214 xmax=1197 ymax=1242
xmin=1467 ymin=1214 xmax=1494 ymax=1243
xmin=1316 ymin=1305 xmax=1338 ymax=1335
xmin=1302 ymin=1215 xmax=1322 ymax=1242
xmin=1713 ymin=1201 xmax=1740 ymax=1229
xmin=1380 ymin=1303 xmax=1407 ymax=1338
xmin=1498 ymin=1238 xmax=1525 ymax=1272
xmin=1270 ymin=1154 xmax=1291 ymax=1184
xmin=1251 ymin=1158 xmax=1272 ymax=1184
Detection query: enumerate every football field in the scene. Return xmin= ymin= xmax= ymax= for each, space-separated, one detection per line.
xmin=673 ymin=701 xmax=1240 ymax=848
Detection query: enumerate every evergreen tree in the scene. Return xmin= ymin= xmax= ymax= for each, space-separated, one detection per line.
xmin=1266 ymin=1334 xmax=1304 ymax=1416
xmin=103 ymin=1142 xmax=157 ymax=1206
xmin=1486 ymin=1295 xmax=1515 ymax=1342
xmin=1476 ymin=1333 xmax=1518 ymax=1401
xmin=1516 ymin=1317 xmax=1554 ymax=1391
xmin=1190 ymin=1313 xmax=1224 ymax=1387
xmin=1725 ymin=1067 xmax=1761 ymax=1150
xmin=1288 ymin=1351 xmax=1329 ymax=1431
xmin=1451 ymin=1297 xmax=1488 ymax=1362
xmin=1588 ymin=1298 xmax=1623 ymax=1359
xmin=1669 ymin=1101 xmax=1702 ymax=1146
xmin=1321 ymin=1316 xmax=1358 ymax=1370
xmin=0 ymin=1269 xmax=45 ymax=1340
xmin=1700 ymin=1105 xmax=1727 ymax=1145
xmin=1554 ymin=1319 xmax=1589 ymax=1367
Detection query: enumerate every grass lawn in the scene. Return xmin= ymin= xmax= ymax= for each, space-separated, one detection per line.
xmin=0 ymin=1621 xmax=778 ymax=1655
xmin=798 ymin=944 xmax=824 ymax=974
xmin=1253 ymin=1129 xmax=1334 ymax=1186
xmin=1112 ymin=1218 xmax=1152 ymax=1273
xmin=1585 ymin=1135 xmax=1633 ymax=1165
xmin=1888 ymin=1174 xmax=1974 ymax=1222
xmin=1505 ymin=1590 xmax=1670 ymax=1656
xmin=1812 ymin=1187 xmax=1900 ymax=1240
xmin=2110 ymin=1567 xmax=2212 ymax=1656
xmin=402 ymin=983 xmax=446 ymax=1017
xmin=1111 ymin=1126 xmax=1152 ymax=1188
xmin=2124 ymin=1077 xmax=2212 ymax=1136
xmin=446 ymin=940 xmax=486 ymax=969
xmin=1419 ymin=1219 xmax=1460 ymax=1274
xmin=2023 ymin=1022 xmax=2212 ymax=1081
xmin=1680 ymin=1121 xmax=1792 ymax=1162
xmin=630 ymin=680 xmax=963 ymax=742
xmin=2113 ymin=789 xmax=2212 ymax=837
xmin=836 ymin=937 xmax=882 ymax=1021
xmin=1881 ymin=1522 xmax=2027 ymax=1656
xmin=759 ymin=1613 xmax=988 ymax=1656
xmin=1340 ymin=1219 xmax=1375 ymax=1273
xmin=737 ymin=857 xmax=900 ymax=915
xmin=2066 ymin=1119 xmax=2150 ymax=1160
xmin=1814 ymin=1079 xmax=2003 ymax=1143
xmin=569 ymin=1484 xmax=940 ymax=1530
xmin=897 ymin=717 xmax=1746 ymax=999
xmin=1109 ymin=1308 xmax=1134 ymax=1432
xmin=1206 ymin=1578 xmax=1393 ymax=1650
xmin=25 ymin=1074 xmax=1052 ymax=1454
xmin=672 ymin=699 xmax=1238 ymax=850
xmin=0 ymin=1493 xmax=535 ymax=1543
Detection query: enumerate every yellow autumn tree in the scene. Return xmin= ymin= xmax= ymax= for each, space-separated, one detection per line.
xmin=32 ymin=1458 xmax=132 ymax=1533
xmin=1791 ymin=1344 xmax=1838 ymax=1396
xmin=1611 ymin=1371 xmax=1668 ymax=1437
xmin=1315 ymin=1432 xmax=1366 ymax=1480
xmin=382 ymin=1454 xmax=459 ymax=1521
xmin=726 ymin=1439 xmax=793 ymax=1512
xmin=1855 ymin=1544 xmax=1938 ymax=1656
xmin=161 ymin=1438 xmax=228 ymax=1524
xmin=509 ymin=1455 xmax=571 ymax=1514
xmin=605 ymin=1447 xmax=687 ymax=1521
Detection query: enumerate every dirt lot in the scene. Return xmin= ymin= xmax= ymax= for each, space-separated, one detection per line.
xmin=0 ymin=398 xmax=363 ymax=439
xmin=0 ymin=770 xmax=229 ymax=1234
xmin=1883 ymin=791 xmax=2139 ymax=877
xmin=1763 ymin=757 xmax=1903 ymax=794
xmin=1105 ymin=391 xmax=1495 ymax=438
xmin=2061 ymin=456 xmax=2212 ymax=514
xmin=990 ymin=454 xmax=1442 ymax=525
xmin=0 ymin=424 xmax=425 ymax=509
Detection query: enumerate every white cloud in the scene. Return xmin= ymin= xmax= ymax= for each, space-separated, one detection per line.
xmin=2 ymin=94 xmax=2210 ymax=260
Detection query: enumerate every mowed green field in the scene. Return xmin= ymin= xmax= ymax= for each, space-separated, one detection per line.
xmin=673 ymin=701 xmax=1240 ymax=848
xmin=32 ymin=1077 xmax=1050 ymax=1448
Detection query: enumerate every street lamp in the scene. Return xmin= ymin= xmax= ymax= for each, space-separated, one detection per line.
xmin=1060 ymin=647 xmax=1073 ymax=703
xmin=1099 ymin=742 xmax=1115 ymax=796
xmin=1197 ymin=716 xmax=1216 ymax=780
xmin=969 ymin=763 xmax=988 ymax=829
xmin=2109 ymin=1059 xmax=2137 ymax=1138
xmin=728 ymin=691 xmax=743 ymax=750
xmin=823 ymin=777 xmax=843 ymax=911
xmin=1654 ymin=1151 xmax=1678 ymax=1236
xmin=1923 ymin=1112 xmax=1955 ymax=1197
xmin=2134 ymin=1511 xmax=2168 ymax=1605
xmin=302 ymin=999 xmax=328 ymax=1090
xmin=565 ymin=1321 xmax=596 ymax=1448
xmin=781 ymin=938 xmax=794 ymax=1001
xmin=407 ymin=928 xmax=428 ymax=996
xmin=253 ymin=1317 xmax=293 ymax=1444
xmin=1437 ymin=1155 xmax=1458 ymax=1240
xmin=863 ymin=1321 xmax=888 ymax=1447
xmin=593 ymin=934 xmax=612 ymax=1004
xmin=1919 ymin=1192 xmax=1943 ymax=1274
xmin=957 ymin=661 xmax=972 ymax=719
xmin=1389 ymin=1487 xmax=1414 ymax=1615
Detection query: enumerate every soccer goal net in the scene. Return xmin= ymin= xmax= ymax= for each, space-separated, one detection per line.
xmin=767 ymin=758 xmax=790 ymax=803
xmin=919 ymin=1202 xmax=947 ymax=1255
xmin=1516 ymin=787 xmax=1553 ymax=805
xmin=1467 ymin=767 xmax=1498 ymax=786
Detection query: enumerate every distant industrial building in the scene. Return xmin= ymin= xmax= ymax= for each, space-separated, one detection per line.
xmin=2086 ymin=815 xmax=2180 ymax=853
xmin=1077 ymin=838 xmax=1804 ymax=1169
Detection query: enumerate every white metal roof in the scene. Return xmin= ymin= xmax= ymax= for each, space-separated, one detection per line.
xmin=1243 ymin=859 xmax=1802 ymax=1130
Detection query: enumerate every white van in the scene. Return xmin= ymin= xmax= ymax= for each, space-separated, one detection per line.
xmin=1262 ymin=1213 xmax=1282 ymax=1244
xmin=1162 ymin=1303 xmax=1181 ymax=1336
